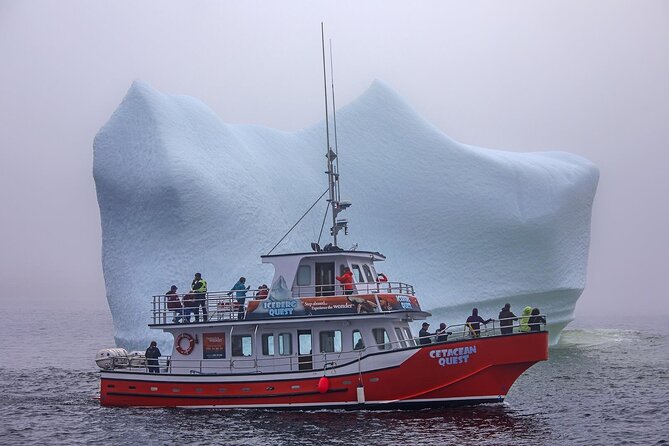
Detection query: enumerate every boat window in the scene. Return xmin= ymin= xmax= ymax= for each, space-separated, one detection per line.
xmin=278 ymin=333 xmax=292 ymax=356
xmin=403 ymin=327 xmax=416 ymax=347
xmin=351 ymin=264 xmax=365 ymax=282
xmin=319 ymin=330 xmax=342 ymax=353
xmin=352 ymin=329 xmax=365 ymax=350
xmin=261 ymin=334 xmax=275 ymax=356
xmin=297 ymin=265 xmax=311 ymax=286
xmin=395 ymin=327 xmax=407 ymax=348
xmin=298 ymin=332 xmax=312 ymax=355
xmin=232 ymin=335 xmax=252 ymax=357
xmin=298 ymin=330 xmax=313 ymax=371
xmin=372 ymin=328 xmax=392 ymax=350
xmin=362 ymin=264 xmax=374 ymax=283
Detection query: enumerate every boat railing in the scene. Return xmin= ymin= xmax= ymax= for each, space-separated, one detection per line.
xmin=290 ymin=281 xmax=415 ymax=297
xmin=151 ymin=282 xmax=417 ymax=324
xmin=416 ymin=315 xmax=548 ymax=344
xmin=106 ymin=315 xmax=547 ymax=374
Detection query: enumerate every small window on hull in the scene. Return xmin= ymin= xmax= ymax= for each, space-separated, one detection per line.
xmin=362 ymin=264 xmax=374 ymax=283
xmin=232 ymin=335 xmax=253 ymax=357
xmin=297 ymin=265 xmax=311 ymax=286
xmin=262 ymin=334 xmax=275 ymax=356
xmin=278 ymin=333 xmax=292 ymax=356
xmin=372 ymin=328 xmax=392 ymax=350
xmin=403 ymin=327 xmax=416 ymax=347
xmin=353 ymin=329 xmax=365 ymax=350
xmin=319 ymin=330 xmax=342 ymax=353
xmin=395 ymin=327 xmax=407 ymax=348
xmin=352 ymin=264 xmax=365 ymax=282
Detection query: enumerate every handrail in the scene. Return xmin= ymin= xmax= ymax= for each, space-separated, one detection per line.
xmin=150 ymin=282 xmax=418 ymax=324
xmin=291 ymin=281 xmax=415 ymax=297
xmin=102 ymin=315 xmax=547 ymax=374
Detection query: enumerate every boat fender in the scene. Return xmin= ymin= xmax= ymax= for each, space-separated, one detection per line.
xmin=176 ymin=333 xmax=195 ymax=355
xmin=318 ymin=376 xmax=330 ymax=394
xmin=356 ymin=385 xmax=366 ymax=404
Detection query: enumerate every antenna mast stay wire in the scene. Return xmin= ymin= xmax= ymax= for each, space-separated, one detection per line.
xmin=317 ymin=202 xmax=329 ymax=245
xmin=267 ymin=189 xmax=329 ymax=256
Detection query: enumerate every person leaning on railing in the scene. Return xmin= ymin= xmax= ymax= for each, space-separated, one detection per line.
xmin=435 ymin=322 xmax=452 ymax=342
xmin=466 ymin=308 xmax=492 ymax=338
xmin=419 ymin=322 xmax=432 ymax=345
xmin=519 ymin=306 xmax=533 ymax=332
xmin=227 ymin=276 xmax=250 ymax=320
xmin=528 ymin=308 xmax=546 ymax=332
xmin=165 ymin=285 xmax=183 ymax=323
xmin=498 ymin=303 xmax=518 ymax=335
xmin=336 ymin=267 xmax=354 ymax=295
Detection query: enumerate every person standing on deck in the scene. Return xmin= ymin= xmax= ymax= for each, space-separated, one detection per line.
xmin=191 ymin=273 xmax=208 ymax=322
xmin=165 ymin=285 xmax=183 ymax=323
xmin=227 ymin=277 xmax=250 ymax=320
xmin=336 ymin=267 xmax=355 ymax=295
xmin=145 ymin=341 xmax=161 ymax=373
xmin=528 ymin=308 xmax=546 ymax=332
xmin=435 ymin=322 xmax=451 ymax=342
xmin=466 ymin=308 xmax=492 ymax=338
xmin=519 ymin=306 xmax=533 ymax=332
xmin=419 ymin=322 xmax=432 ymax=345
xmin=498 ymin=303 xmax=518 ymax=335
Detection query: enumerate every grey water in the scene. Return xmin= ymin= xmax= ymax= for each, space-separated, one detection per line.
xmin=1 ymin=309 xmax=667 ymax=445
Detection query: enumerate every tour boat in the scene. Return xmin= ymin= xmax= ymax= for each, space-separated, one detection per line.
xmin=96 ymin=30 xmax=549 ymax=409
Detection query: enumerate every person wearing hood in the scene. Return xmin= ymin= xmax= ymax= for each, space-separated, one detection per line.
xmin=145 ymin=341 xmax=161 ymax=374
xmin=519 ymin=306 xmax=533 ymax=332
xmin=528 ymin=308 xmax=547 ymax=332
xmin=466 ymin=308 xmax=492 ymax=338
xmin=435 ymin=322 xmax=452 ymax=342
xmin=498 ymin=303 xmax=517 ymax=335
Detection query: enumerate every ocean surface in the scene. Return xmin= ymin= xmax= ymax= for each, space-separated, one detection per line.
xmin=1 ymin=308 xmax=667 ymax=445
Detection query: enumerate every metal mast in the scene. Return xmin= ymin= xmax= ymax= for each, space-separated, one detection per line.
xmin=321 ymin=23 xmax=349 ymax=248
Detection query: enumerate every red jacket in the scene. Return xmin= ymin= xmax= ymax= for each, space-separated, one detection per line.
xmin=166 ymin=291 xmax=182 ymax=309
xmin=336 ymin=270 xmax=354 ymax=290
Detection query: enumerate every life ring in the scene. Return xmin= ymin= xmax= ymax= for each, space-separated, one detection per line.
xmin=176 ymin=333 xmax=195 ymax=355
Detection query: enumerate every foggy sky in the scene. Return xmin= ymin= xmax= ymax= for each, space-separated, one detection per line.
xmin=1 ymin=0 xmax=667 ymax=318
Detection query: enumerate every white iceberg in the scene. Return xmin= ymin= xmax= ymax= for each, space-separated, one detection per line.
xmin=93 ymin=80 xmax=598 ymax=349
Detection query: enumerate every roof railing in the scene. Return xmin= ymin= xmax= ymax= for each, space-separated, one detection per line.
xmin=290 ymin=281 xmax=414 ymax=297
xmin=150 ymin=281 xmax=416 ymax=325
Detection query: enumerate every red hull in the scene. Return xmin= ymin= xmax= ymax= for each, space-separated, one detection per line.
xmin=100 ymin=332 xmax=548 ymax=409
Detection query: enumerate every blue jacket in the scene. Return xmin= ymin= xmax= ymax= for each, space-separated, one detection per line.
xmin=230 ymin=281 xmax=248 ymax=298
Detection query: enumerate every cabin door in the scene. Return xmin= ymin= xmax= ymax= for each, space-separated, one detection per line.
xmin=297 ymin=330 xmax=313 ymax=371
xmin=315 ymin=262 xmax=335 ymax=296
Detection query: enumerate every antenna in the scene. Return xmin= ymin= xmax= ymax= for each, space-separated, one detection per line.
xmin=267 ymin=24 xmax=350 ymax=255
xmin=320 ymin=23 xmax=350 ymax=247
xmin=329 ymin=39 xmax=341 ymax=203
